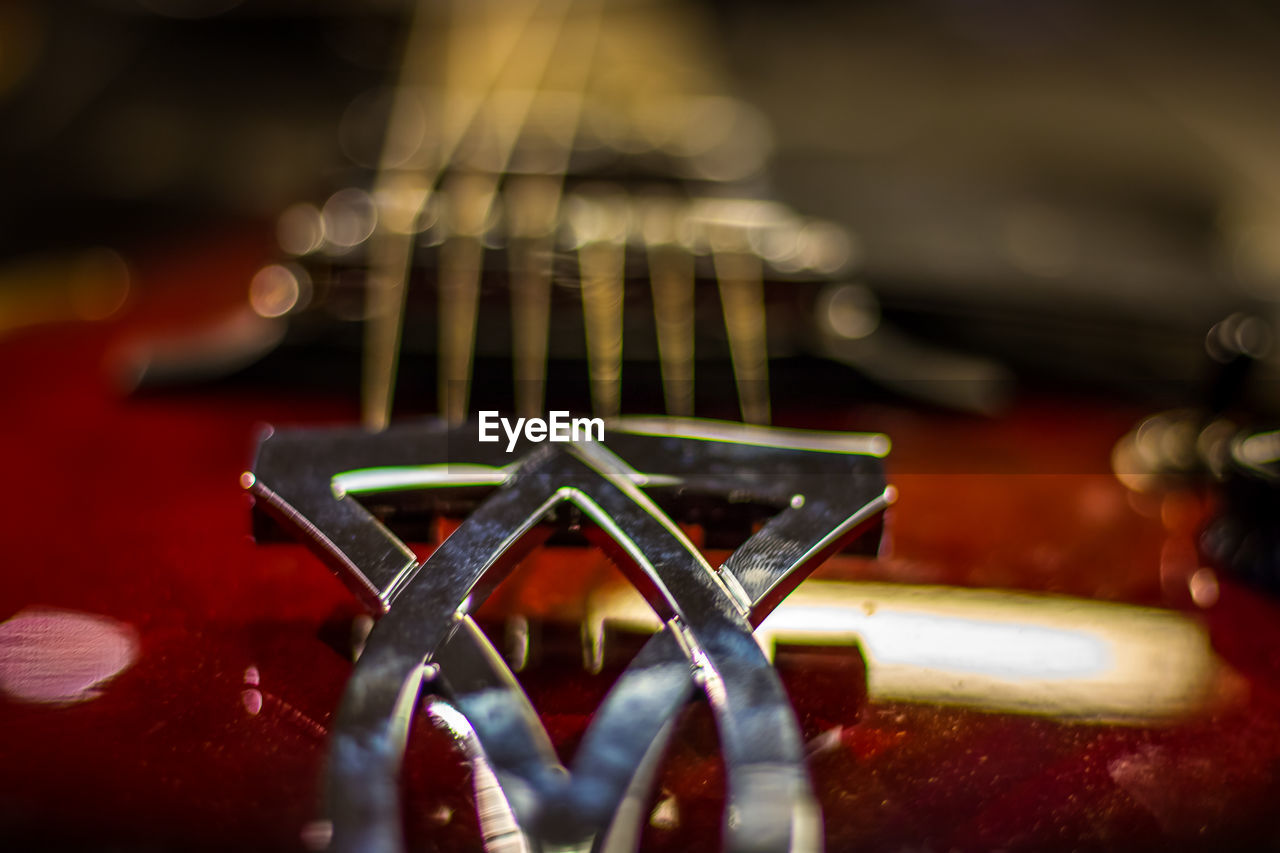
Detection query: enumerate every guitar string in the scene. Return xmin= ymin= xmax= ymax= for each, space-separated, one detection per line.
xmin=365 ymin=0 xmax=775 ymax=428
xmin=592 ymin=4 xmax=767 ymax=422
xmin=436 ymin=0 xmax=608 ymax=423
xmin=350 ymin=3 xmax=777 ymax=845
xmin=506 ymin=0 xmax=607 ymax=419
xmin=645 ymin=200 xmax=697 ymax=418
xmin=361 ymin=0 xmax=577 ymax=430
xmin=714 ymin=245 xmax=771 ymax=424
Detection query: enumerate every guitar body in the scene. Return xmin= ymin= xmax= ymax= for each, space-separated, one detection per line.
xmin=5 ymin=230 xmax=1280 ymax=853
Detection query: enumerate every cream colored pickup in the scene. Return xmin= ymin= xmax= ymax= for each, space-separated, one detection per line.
xmin=586 ymin=579 xmax=1229 ymax=723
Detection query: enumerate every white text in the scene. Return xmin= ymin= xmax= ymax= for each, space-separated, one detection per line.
xmin=477 ymin=411 xmax=605 ymax=452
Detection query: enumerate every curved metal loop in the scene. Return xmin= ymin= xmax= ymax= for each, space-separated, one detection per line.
xmin=325 ymin=441 xmax=818 ymax=853
xmin=248 ymin=418 xmax=889 ymax=853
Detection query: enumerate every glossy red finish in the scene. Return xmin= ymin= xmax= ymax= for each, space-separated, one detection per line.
xmin=3 ymin=233 xmax=1280 ymax=851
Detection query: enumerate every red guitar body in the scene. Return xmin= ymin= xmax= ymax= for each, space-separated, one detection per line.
xmin=5 ymin=232 xmax=1280 ymax=852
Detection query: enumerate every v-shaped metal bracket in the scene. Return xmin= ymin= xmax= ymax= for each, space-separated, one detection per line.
xmin=249 ymin=418 xmax=890 ymax=853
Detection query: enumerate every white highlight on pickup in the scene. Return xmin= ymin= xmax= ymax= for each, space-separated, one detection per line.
xmin=478 ymin=410 xmax=604 ymax=452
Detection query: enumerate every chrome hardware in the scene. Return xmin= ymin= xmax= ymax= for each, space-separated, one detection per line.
xmin=249 ymin=417 xmax=890 ymax=852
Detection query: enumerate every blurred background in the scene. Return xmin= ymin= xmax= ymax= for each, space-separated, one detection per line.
xmin=2 ymin=0 xmax=1279 ymax=410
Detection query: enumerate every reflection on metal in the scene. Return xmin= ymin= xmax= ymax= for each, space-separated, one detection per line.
xmin=1236 ymin=428 xmax=1280 ymax=469
xmin=330 ymin=461 xmax=676 ymax=497
xmin=1188 ymin=567 xmax=1220 ymax=608
xmin=819 ymin=282 xmax=879 ymax=342
xmin=249 ymin=264 xmax=309 ymax=319
xmin=1112 ymin=410 xmax=1239 ymax=493
xmin=249 ymin=417 xmax=889 ymax=852
xmin=332 ymin=463 xmax=511 ymax=496
xmin=649 ymin=795 xmax=679 ymax=831
xmin=277 ymin=202 xmax=325 ymax=256
xmin=592 ymin=580 xmax=1225 ymax=722
xmin=611 ymin=416 xmax=890 ymax=457
xmin=321 ymin=188 xmax=378 ymax=251
xmin=1205 ymin=312 xmax=1272 ymax=363
xmin=428 ymin=700 xmax=532 ymax=853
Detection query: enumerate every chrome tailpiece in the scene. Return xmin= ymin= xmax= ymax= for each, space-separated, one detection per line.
xmin=248 ymin=418 xmax=891 ymax=853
